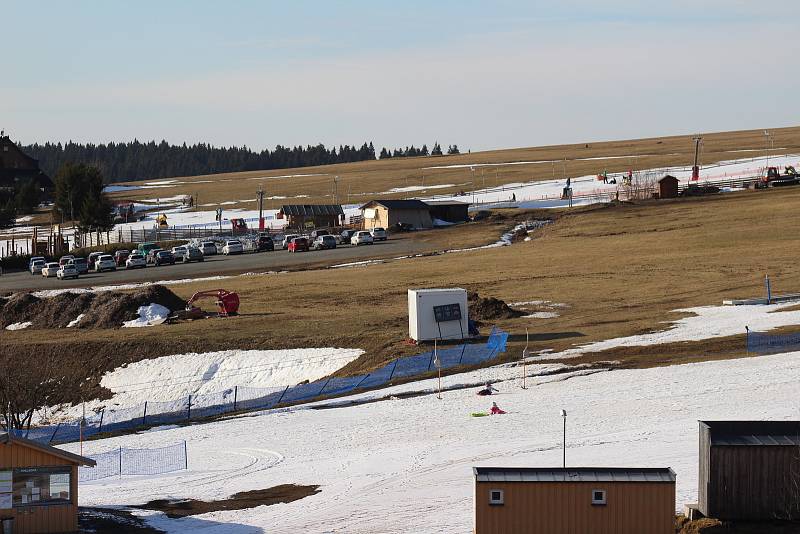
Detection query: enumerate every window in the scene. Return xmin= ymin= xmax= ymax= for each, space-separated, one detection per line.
xmin=489 ymin=489 xmax=504 ymax=505
xmin=591 ymin=489 xmax=607 ymax=505
xmin=12 ymin=467 xmax=71 ymax=506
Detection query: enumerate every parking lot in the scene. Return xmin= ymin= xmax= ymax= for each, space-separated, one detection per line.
xmin=0 ymin=233 xmax=438 ymax=293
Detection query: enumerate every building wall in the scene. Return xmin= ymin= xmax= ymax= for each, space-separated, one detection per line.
xmin=474 ymin=481 xmax=675 ymax=534
xmin=0 ymin=443 xmax=79 ymax=534
xmin=658 ymin=178 xmax=679 ymax=199
xmin=429 ymin=204 xmax=469 ymax=223
xmin=705 ymin=445 xmax=800 ymax=520
xmin=0 ymin=139 xmax=37 ymax=170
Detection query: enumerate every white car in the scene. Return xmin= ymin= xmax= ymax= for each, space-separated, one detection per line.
xmin=370 ymin=227 xmax=387 ymax=241
xmin=95 ymin=255 xmax=116 ymax=272
xmin=351 ymin=231 xmax=374 ymax=246
xmin=126 ymin=253 xmax=147 ymax=269
xmin=281 ymin=234 xmax=300 ymax=249
xmin=41 ymin=262 xmax=60 ymax=277
xmin=57 ymin=264 xmax=79 ymax=280
xmin=222 ymin=240 xmax=244 ymax=255
xmin=199 ymin=241 xmax=218 ymax=256
xmin=30 ymin=259 xmax=46 ymax=275
xmin=171 ymin=246 xmax=188 ymax=261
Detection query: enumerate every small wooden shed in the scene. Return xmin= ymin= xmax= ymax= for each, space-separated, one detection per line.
xmin=1 ymin=432 xmax=95 ymax=533
xmin=473 ymin=466 xmax=676 ymax=534
xmin=426 ymin=200 xmax=470 ymax=224
xmin=278 ymin=204 xmax=344 ymax=230
xmin=698 ymin=420 xmax=800 ymax=520
xmin=360 ymin=199 xmax=433 ymax=229
xmin=657 ymin=175 xmax=679 ymax=199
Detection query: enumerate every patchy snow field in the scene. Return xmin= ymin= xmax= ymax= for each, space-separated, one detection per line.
xmin=67 ymin=350 xmax=800 ymax=533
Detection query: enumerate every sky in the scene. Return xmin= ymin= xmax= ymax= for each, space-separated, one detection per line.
xmin=3 ymin=1 xmax=799 ymax=152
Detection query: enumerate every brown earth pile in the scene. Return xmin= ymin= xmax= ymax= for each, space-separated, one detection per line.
xmin=467 ymin=291 xmax=524 ymax=321
xmin=0 ymin=285 xmax=186 ymax=330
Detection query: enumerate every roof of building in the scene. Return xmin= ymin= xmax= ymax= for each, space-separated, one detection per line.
xmin=425 ymin=200 xmax=470 ymax=206
xmin=473 ymin=467 xmax=676 ymax=483
xmin=0 ymin=432 xmax=97 ymax=466
xmin=279 ymin=204 xmax=344 ymax=217
xmin=360 ymin=199 xmax=430 ymax=210
xmin=701 ymin=420 xmax=800 ymax=446
xmin=659 ymin=175 xmax=679 ymax=182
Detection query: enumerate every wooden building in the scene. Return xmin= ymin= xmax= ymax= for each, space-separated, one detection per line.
xmin=1 ymin=432 xmax=95 ymax=533
xmin=0 ymin=135 xmax=54 ymax=194
xmin=698 ymin=420 xmax=800 ymax=520
xmin=657 ymin=175 xmax=679 ymax=199
xmin=473 ymin=467 xmax=676 ymax=534
xmin=278 ymin=204 xmax=344 ymax=230
xmin=360 ymin=199 xmax=433 ymax=229
xmin=426 ymin=200 xmax=470 ymax=224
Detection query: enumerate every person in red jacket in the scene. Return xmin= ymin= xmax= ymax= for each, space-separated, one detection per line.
xmin=490 ymin=402 xmax=506 ymax=415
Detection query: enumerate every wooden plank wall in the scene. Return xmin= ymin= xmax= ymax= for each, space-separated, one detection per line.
xmin=474 ymin=481 xmax=675 ymax=534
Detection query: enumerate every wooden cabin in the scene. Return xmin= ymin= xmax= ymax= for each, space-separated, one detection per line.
xmin=0 ymin=135 xmax=54 ymax=194
xmin=473 ymin=467 xmax=676 ymax=534
xmin=698 ymin=420 xmax=800 ymax=520
xmin=657 ymin=175 xmax=679 ymax=199
xmin=360 ymin=199 xmax=433 ymax=229
xmin=0 ymin=432 xmax=95 ymax=533
xmin=278 ymin=204 xmax=344 ymax=230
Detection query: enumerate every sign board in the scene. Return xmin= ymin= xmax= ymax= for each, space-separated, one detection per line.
xmin=433 ymin=303 xmax=462 ymax=323
xmin=0 ymin=470 xmax=11 ymax=510
xmin=364 ymin=208 xmax=376 ymax=219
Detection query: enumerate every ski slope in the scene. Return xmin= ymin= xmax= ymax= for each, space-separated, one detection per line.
xmin=67 ymin=348 xmax=800 ymax=533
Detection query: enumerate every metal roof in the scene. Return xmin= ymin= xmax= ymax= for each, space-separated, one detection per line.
xmin=701 ymin=421 xmax=800 ymax=446
xmin=360 ymin=199 xmax=430 ymax=210
xmin=0 ymin=432 xmax=97 ymax=466
xmin=425 ymin=200 xmax=470 ymax=206
xmin=473 ymin=467 xmax=676 ymax=483
xmin=280 ymin=204 xmax=344 ymax=217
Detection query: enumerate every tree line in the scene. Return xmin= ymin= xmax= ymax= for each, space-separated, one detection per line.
xmin=22 ymin=139 xmax=462 ymax=184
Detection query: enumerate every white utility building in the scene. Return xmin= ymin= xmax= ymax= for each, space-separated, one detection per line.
xmin=408 ymin=288 xmax=469 ymax=341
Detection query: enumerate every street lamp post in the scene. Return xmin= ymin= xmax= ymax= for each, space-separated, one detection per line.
xmin=560 ymin=409 xmax=567 ymax=468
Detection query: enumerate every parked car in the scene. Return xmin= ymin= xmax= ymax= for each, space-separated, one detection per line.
xmin=351 ymin=231 xmax=374 ymax=246
xmin=339 ymin=229 xmax=356 ymax=244
xmin=28 ymin=256 xmax=45 ymax=270
xmin=257 ymin=233 xmax=275 ymax=252
xmin=71 ymin=257 xmax=89 ymax=274
xmin=370 ymin=227 xmax=388 ymax=241
xmin=125 ymin=253 xmax=147 ymax=269
xmin=222 ymin=240 xmax=243 ymax=255
xmin=95 ymin=255 xmax=117 ymax=272
xmin=199 ymin=241 xmax=218 ymax=256
xmin=310 ymin=229 xmax=330 ymax=240
xmin=41 ymin=262 xmax=60 ymax=277
xmin=137 ymin=242 xmax=161 ymax=256
xmin=30 ymin=259 xmax=46 ymax=275
xmin=154 ymin=250 xmax=176 ymax=266
xmin=184 ymin=247 xmax=204 ymax=262
xmin=391 ymin=222 xmax=415 ymax=232
xmin=281 ymin=234 xmax=300 ymax=249
xmin=146 ymin=248 xmax=164 ymax=265
xmin=171 ymin=246 xmax=189 ymax=262
xmin=87 ymin=252 xmax=104 ymax=270
xmin=58 ymin=255 xmax=75 ymax=266
xmin=114 ymin=250 xmax=130 ymax=266
xmin=57 ymin=263 xmax=79 ymax=280
xmin=311 ymin=235 xmax=337 ymax=250
xmin=288 ymin=237 xmax=309 ymax=252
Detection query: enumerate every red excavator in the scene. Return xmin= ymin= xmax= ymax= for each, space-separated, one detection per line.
xmin=180 ymin=289 xmax=240 ymax=319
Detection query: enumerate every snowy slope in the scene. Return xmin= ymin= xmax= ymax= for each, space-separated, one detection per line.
xmin=68 ymin=350 xmax=800 ymax=534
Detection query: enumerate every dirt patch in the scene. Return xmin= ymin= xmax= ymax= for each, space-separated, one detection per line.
xmin=468 ymin=291 xmax=524 ymax=321
xmin=0 ymin=285 xmax=186 ymax=330
xmin=676 ymin=515 xmax=800 ymax=533
xmin=138 ymin=484 xmax=320 ymax=518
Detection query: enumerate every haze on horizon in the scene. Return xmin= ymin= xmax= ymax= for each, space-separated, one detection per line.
xmin=3 ymin=0 xmax=799 ymax=152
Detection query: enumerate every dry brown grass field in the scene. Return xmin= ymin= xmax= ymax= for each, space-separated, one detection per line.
xmin=107 ymin=126 xmax=800 ymax=210
xmin=5 ymin=183 xmax=800 ymax=402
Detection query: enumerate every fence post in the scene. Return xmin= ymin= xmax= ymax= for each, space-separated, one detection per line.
xmin=427 ymin=351 xmax=435 ymax=371
xmin=98 ymin=409 xmax=105 ymax=433
xmin=119 ymin=447 xmax=123 ymax=479
xmin=49 ymin=423 xmax=61 ymax=443
xmin=387 ymin=359 xmax=399 ymax=381
xmin=187 ymin=395 xmax=192 ymax=420
xmin=184 ymin=440 xmax=188 ymax=470
xmin=275 ymin=385 xmax=290 ymax=406
xmin=233 ymin=386 xmax=238 ymax=411
xmin=457 ymin=344 xmax=467 ymax=365
xmin=353 ymin=374 xmax=370 ymax=391
xmin=141 ymin=402 xmax=148 ymax=426
xmin=317 ymin=377 xmax=332 ymax=397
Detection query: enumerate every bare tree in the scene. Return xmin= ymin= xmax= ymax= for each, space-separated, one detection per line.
xmin=0 ymin=354 xmax=65 ymax=432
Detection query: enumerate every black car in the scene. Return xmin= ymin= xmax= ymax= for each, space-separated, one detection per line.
xmin=257 ymin=234 xmax=275 ymax=252
xmin=154 ymin=250 xmax=176 ymax=266
xmin=339 ymin=229 xmax=356 ymax=244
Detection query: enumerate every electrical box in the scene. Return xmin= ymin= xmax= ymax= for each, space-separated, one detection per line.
xmin=408 ymin=288 xmax=469 ymax=341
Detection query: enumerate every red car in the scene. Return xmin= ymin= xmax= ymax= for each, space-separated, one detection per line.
xmin=114 ymin=249 xmax=130 ymax=266
xmin=287 ymin=237 xmax=309 ymax=252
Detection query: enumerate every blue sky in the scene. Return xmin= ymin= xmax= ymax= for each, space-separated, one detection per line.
xmin=3 ymin=1 xmax=798 ymax=151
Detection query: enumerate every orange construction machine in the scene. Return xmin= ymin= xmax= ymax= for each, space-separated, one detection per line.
xmin=182 ymin=289 xmax=240 ymax=319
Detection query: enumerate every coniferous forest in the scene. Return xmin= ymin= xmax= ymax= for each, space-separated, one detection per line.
xmin=22 ymin=139 xmax=458 ymax=184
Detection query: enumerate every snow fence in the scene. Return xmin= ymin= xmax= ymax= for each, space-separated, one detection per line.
xmin=746 ymin=330 xmax=800 ymax=353
xmin=17 ymin=327 xmax=509 ymax=446
xmin=79 ymin=441 xmax=188 ymax=481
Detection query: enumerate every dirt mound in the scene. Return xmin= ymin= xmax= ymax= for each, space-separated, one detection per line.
xmin=1 ymin=285 xmax=186 ymax=330
xmin=468 ymin=291 xmax=524 ymax=321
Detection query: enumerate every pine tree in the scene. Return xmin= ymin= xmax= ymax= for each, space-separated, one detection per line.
xmin=447 ymin=144 xmax=460 ymax=155
xmin=14 ymin=179 xmax=41 ymax=215
xmin=431 ymin=142 xmax=443 ymax=156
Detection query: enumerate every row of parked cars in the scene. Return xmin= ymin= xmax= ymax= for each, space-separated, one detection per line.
xmin=280 ymin=227 xmax=386 ymax=253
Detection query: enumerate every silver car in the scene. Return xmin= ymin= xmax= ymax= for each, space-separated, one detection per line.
xmin=30 ymin=259 xmax=46 ymax=275
xmin=200 ymin=241 xmax=218 ymax=256
xmin=57 ymin=263 xmax=79 ymax=280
